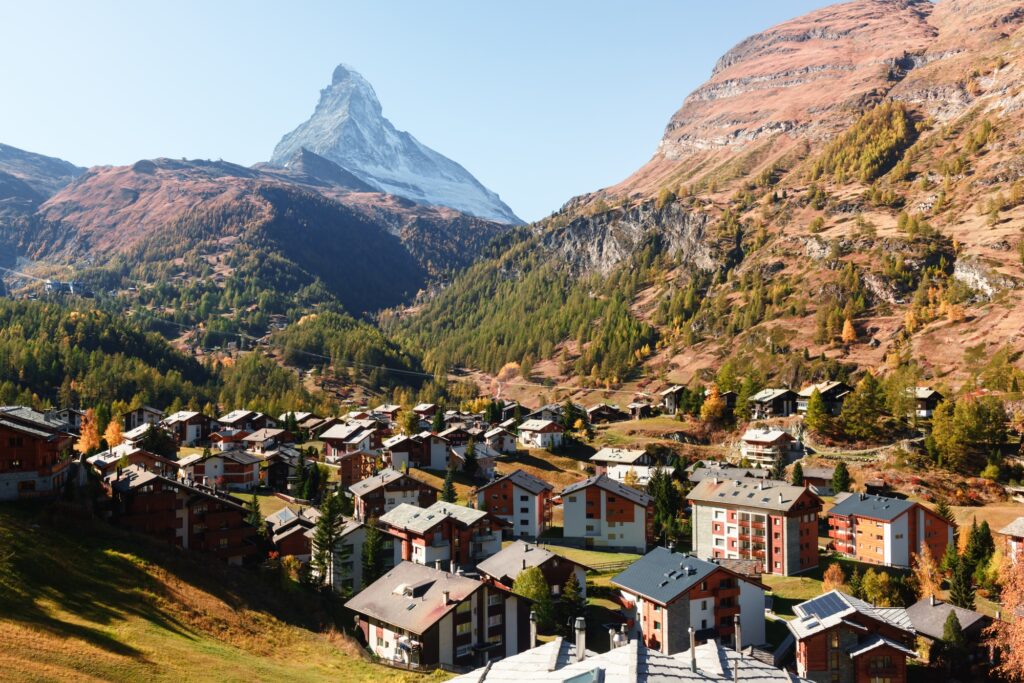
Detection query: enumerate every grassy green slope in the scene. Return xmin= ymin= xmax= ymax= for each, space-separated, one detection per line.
xmin=0 ymin=504 xmax=438 ymax=683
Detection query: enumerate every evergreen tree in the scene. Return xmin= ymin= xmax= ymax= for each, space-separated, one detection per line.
xmin=431 ymin=409 xmax=444 ymax=433
xmin=361 ymin=521 xmax=384 ymax=588
xmin=513 ymin=566 xmax=554 ymax=632
xmin=294 ymin=448 xmax=308 ymax=496
xmin=648 ymin=467 xmax=683 ymax=545
xmin=302 ymin=462 xmax=322 ymax=501
xmin=462 ymin=439 xmax=478 ymax=476
xmin=139 ymin=423 xmax=177 ymax=459
xmin=840 ymin=373 xmax=885 ymax=441
xmin=555 ymin=572 xmax=586 ymax=636
xmin=847 ymin=567 xmax=863 ymax=599
xmin=831 ymin=462 xmax=851 ymax=493
xmin=311 ymin=491 xmax=343 ymax=588
xmin=964 ymin=518 xmax=995 ymax=571
xmin=935 ymin=498 xmax=955 ymax=525
xmin=804 ymin=388 xmax=829 ymax=433
xmin=791 ymin=462 xmax=804 ymax=487
xmin=941 ymin=540 xmax=959 ymax=575
xmin=441 ymin=467 xmax=457 ymax=503
xmin=769 ymin=452 xmax=786 ymax=481
xmin=942 ymin=610 xmax=967 ymax=668
xmin=949 ymin=558 xmax=976 ymax=610
xmin=246 ymin=493 xmax=267 ymax=537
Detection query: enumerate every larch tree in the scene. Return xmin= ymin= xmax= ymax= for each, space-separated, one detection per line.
xmin=912 ymin=542 xmax=942 ymax=600
xmin=822 ymin=563 xmax=845 ymax=591
xmin=700 ymin=385 xmax=727 ymax=425
xmin=74 ymin=408 xmax=101 ymax=455
xmin=986 ymin=545 xmax=1024 ymax=679
xmin=103 ymin=419 xmax=124 ymax=448
xmin=841 ymin=318 xmax=857 ymax=344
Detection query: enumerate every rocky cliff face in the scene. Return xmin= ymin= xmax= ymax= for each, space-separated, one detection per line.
xmin=270 ymin=64 xmax=521 ymax=224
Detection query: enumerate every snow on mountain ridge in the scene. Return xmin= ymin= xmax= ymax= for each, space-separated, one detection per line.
xmin=271 ymin=64 xmax=521 ymax=224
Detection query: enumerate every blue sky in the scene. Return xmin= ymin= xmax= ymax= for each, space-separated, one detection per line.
xmin=0 ymin=1 xmax=829 ymax=221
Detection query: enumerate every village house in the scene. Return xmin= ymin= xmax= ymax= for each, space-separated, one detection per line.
xmin=499 ymin=401 xmax=527 ymax=423
xmin=103 ymin=465 xmax=258 ymax=564
xmin=210 ymin=428 xmax=249 ymax=451
xmin=788 ymin=590 xmax=917 ymax=683
xmin=748 ymin=389 xmax=798 ymax=419
xmin=827 ymin=493 xmax=953 ymax=568
xmin=413 ymin=403 xmax=438 ymax=419
xmin=332 ymin=448 xmax=378 ymax=490
xmin=447 ymin=633 xmax=811 ymax=683
xmin=162 ymin=410 xmax=214 ymax=446
xmin=628 ymin=400 xmax=654 ymax=420
xmin=261 ymin=446 xmax=303 ymax=492
xmin=687 ymin=478 xmax=822 ymax=576
xmin=906 ymin=595 xmax=990 ymax=665
xmin=612 ymin=547 xmax=766 ymax=654
xmin=51 ymin=407 xmax=85 ymax=433
xmin=686 ymin=461 xmax=769 ymax=485
xmin=372 ymin=403 xmax=402 ymax=422
xmin=241 ymin=427 xmax=285 ymax=454
xmin=320 ymin=519 xmax=402 ymax=594
xmin=589 ymin=447 xmax=651 ymax=475
xmin=801 ymin=466 xmax=835 ymax=495
xmin=523 ymin=403 xmax=566 ymax=423
xmin=659 ymin=386 xmax=688 ymax=415
xmin=87 ymin=443 xmax=178 ymax=478
xmin=483 ymin=427 xmax=517 ymax=455
xmin=121 ymin=423 xmax=160 ymax=448
xmin=586 ymin=403 xmax=629 ymax=424
xmin=797 ymin=381 xmax=853 ymax=416
xmin=265 ymin=506 xmax=320 ymax=561
xmin=349 ymin=468 xmax=440 ymax=520
xmin=517 ymin=419 xmax=564 ymax=450
xmin=438 ymin=425 xmax=472 ymax=449
xmin=216 ymin=409 xmax=275 ymax=433
xmin=998 ymin=517 xmax=1024 ymax=564
xmin=561 ymin=474 xmax=653 ymax=553
xmin=607 ymin=464 xmax=675 ymax=489
xmin=477 ymin=540 xmax=590 ymax=599
xmin=739 ymin=428 xmax=799 ymax=467
xmin=379 ymin=501 xmax=506 ymax=570
xmin=475 ymin=469 xmax=554 ymax=539
xmin=449 ymin=443 xmax=498 ymax=480
xmin=177 ymin=449 xmax=261 ymax=491
xmin=910 ymin=387 xmax=944 ymax=419
xmin=0 ymin=405 xmax=75 ymax=501
xmin=381 ymin=434 xmax=419 ymax=470
xmin=123 ymin=405 xmax=164 ymax=431
xmin=346 ymin=561 xmax=530 ymax=669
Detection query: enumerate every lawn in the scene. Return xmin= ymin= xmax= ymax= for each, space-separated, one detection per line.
xmin=0 ymin=503 xmax=437 ymax=683
xmin=952 ymin=502 xmax=1024 ymax=542
xmin=407 ymin=468 xmax=475 ymax=504
xmin=257 ymin=492 xmax=298 ymax=516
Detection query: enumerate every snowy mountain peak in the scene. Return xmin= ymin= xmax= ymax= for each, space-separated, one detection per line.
xmin=271 ymin=64 xmax=521 ymax=224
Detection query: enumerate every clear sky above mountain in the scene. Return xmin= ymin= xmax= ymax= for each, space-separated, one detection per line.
xmin=0 ymin=1 xmax=829 ymax=221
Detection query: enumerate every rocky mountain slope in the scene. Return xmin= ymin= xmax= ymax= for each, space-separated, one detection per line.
xmin=397 ymin=0 xmax=1024 ymax=399
xmin=270 ymin=64 xmax=520 ymax=224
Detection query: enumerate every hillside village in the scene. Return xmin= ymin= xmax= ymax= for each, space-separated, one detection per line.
xmin=3 ymin=371 xmax=1024 ymax=682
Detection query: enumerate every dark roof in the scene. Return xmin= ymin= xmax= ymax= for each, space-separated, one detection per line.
xmin=479 ymin=469 xmax=553 ymax=496
xmin=828 ymin=493 xmax=915 ymax=522
xmin=611 ymin=547 xmax=722 ymax=605
xmin=476 ymin=541 xmax=589 ymax=583
xmin=348 ymin=468 xmax=423 ymax=497
xmin=344 ymin=561 xmax=485 ymax=635
xmin=562 ymin=473 xmax=651 ymax=506
xmin=906 ymin=597 xmax=988 ymax=640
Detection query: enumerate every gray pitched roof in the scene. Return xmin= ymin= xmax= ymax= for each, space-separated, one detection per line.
xmin=480 ymin=469 xmax=553 ymax=496
xmin=827 ymin=493 xmax=915 ymax=522
xmin=787 ymin=590 xmax=913 ymax=640
xmin=846 ymin=634 xmax=917 ymax=658
xmin=379 ymin=501 xmax=488 ymax=534
xmin=562 ymin=473 xmax=651 ymax=507
xmin=906 ymin=597 xmax=988 ymax=640
xmin=344 ymin=561 xmax=484 ymax=635
xmin=611 ymin=547 xmax=721 ymax=605
xmin=476 ymin=541 xmax=589 ymax=584
xmin=749 ymin=388 xmax=795 ymax=403
xmin=349 ymin=468 xmax=412 ymax=497
xmin=999 ymin=516 xmax=1024 ymax=538
xmin=687 ymin=478 xmax=816 ymax=513
xmin=590 ymin=447 xmax=647 ymax=465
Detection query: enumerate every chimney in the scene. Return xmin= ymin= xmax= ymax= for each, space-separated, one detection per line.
xmin=734 ymin=614 xmax=742 ymax=653
xmin=930 ymin=594 xmax=935 ymax=607
xmin=689 ymin=626 xmax=697 ymax=672
xmin=778 ymin=492 xmax=783 ymax=504
xmin=574 ymin=616 xmax=586 ymax=662
xmin=522 ymin=559 xmax=527 ymax=570
xmin=529 ymin=610 xmax=538 ymax=649
xmin=435 ymin=559 xmax=441 ymax=570
xmin=713 ymin=476 xmax=719 ymax=485
xmin=441 ymin=590 xmax=450 ymax=606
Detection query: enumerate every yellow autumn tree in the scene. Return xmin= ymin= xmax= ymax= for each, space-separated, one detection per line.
xmin=700 ymin=385 xmax=727 ymax=425
xmin=822 ymin=563 xmax=846 ymax=592
xmin=912 ymin=542 xmax=942 ymax=600
xmin=75 ymin=408 xmax=101 ymax=455
xmin=841 ymin=318 xmax=857 ymax=344
xmin=103 ymin=419 xmax=124 ymax=448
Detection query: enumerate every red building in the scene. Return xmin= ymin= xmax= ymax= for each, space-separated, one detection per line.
xmin=789 ymin=590 xmax=917 ymax=683
xmin=103 ymin=465 xmax=259 ymax=564
xmin=0 ymin=406 xmax=75 ymax=501
xmin=349 ymin=468 xmax=439 ymax=520
xmin=177 ymin=450 xmax=261 ymax=491
xmin=827 ymin=493 xmax=953 ymax=569
xmin=475 ymin=469 xmax=554 ymax=539
xmin=380 ymin=501 xmax=507 ymax=571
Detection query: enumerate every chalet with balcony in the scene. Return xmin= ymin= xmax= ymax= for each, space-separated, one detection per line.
xmin=379 ymin=501 xmax=507 ymax=571
xmin=483 ymin=427 xmax=516 ymax=455
xmin=612 ymin=547 xmax=766 ymax=654
xmin=561 ymin=474 xmax=654 ymax=553
xmin=589 ymin=447 xmax=651 ymax=475
xmin=216 ymin=409 xmax=275 ymax=433
xmin=827 ymin=493 xmax=953 ymax=568
xmin=475 ymin=469 xmax=554 ymax=538
xmin=687 ymin=478 xmax=822 ymax=576
xmin=739 ymin=428 xmax=799 ymax=467
xmin=87 ymin=443 xmax=178 ymax=478
xmin=517 ymin=419 xmax=564 ymax=450
xmin=586 ymin=403 xmax=629 ymax=424
xmin=998 ymin=517 xmax=1024 ymax=565
xmin=265 ymin=506 xmax=320 ymax=561
xmin=659 ymin=385 xmax=688 ymax=415
xmin=241 ymin=427 xmax=285 ymax=454
xmin=0 ymin=405 xmax=75 ymax=501
xmin=162 ymin=410 xmax=214 ymax=446
xmin=350 ymin=468 xmax=440 ymax=520
xmin=788 ymin=590 xmax=916 ymax=683
xmin=797 ymin=381 xmax=853 ymax=416
xmin=748 ymin=389 xmax=798 ymax=419
xmin=123 ymin=405 xmax=164 ymax=431
xmin=346 ymin=561 xmax=530 ymax=669
xmin=177 ymin=449 xmax=261 ymax=491
xmin=910 ymin=387 xmax=944 ymax=419
xmin=103 ymin=465 xmax=258 ymax=564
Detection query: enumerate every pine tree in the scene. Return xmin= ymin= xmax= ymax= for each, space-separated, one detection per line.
xmin=361 ymin=520 xmax=384 ymax=589
xmin=804 ymin=388 xmax=829 ymax=433
xmin=791 ymin=462 xmax=804 ymax=487
xmin=832 ymin=462 xmax=851 ymax=493
xmin=441 ymin=467 xmax=457 ymax=503
xmin=246 ymin=493 xmax=266 ymax=537
xmin=555 ymin=572 xmax=586 ymax=636
xmin=941 ymin=540 xmax=959 ymax=576
xmin=431 ymin=409 xmax=444 ymax=433
xmin=949 ymin=557 xmax=976 ymax=610
xmin=942 ymin=610 xmax=967 ymax=666
xmin=935 ymin=498 xmax=955 ymax=525
xmin=462 ymin=439 xmax=478 ymax=476
xmin=769 ymin=452 xmax=786 ymax=481
xmin=311 ymin=491 xmax=343 ymax=588
xmin=847 ymin=567 xmax=863 ymax=599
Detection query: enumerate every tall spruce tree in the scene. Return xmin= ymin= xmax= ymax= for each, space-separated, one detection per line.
xmin=769 ymin=452 xmax=786 ymax=481
xmin=246 ymin=493 xmax=267 ymax=537
xmin=310 ymin=491 xmax=343 ymax=588
xmin=791 ymin=462 xmax=804 ymax=486
xmin=361 ymin=521 xmax=384 ymax=589
xmin=948 ymin=557 xmax=976 ymax=610
xmin=441 ymin=467 xmax=457 ymax=503
xmin=463 ymin=439 xmax=478 ymax=476
xmin=804 ymin=388 xmax=829 ymax=433
xmin=831 ymin=462 xmax=851 ymax=493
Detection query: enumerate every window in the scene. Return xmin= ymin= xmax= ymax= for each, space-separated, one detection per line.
xmin=830 ymin=632 xmax=839 ymax=648
xmin=219 ymin=537 xmax=228 ymax=548
xmin=520 ymin=495 xmax=528 ymax=501
xmin=520 ymin=519 xmax=529 ymax=527
xmin=700 ymin=600 xmax=707 ymax=610
xmin=700 ymin=581 xmax=707 ymax=591
xmin=489 ymin=593 xmax=502 ymax=606
xmin=377 ymin=636 xmax=386 ymax=647
xmin=701 ymin=619 xmax=707 ymax=629
xmin=715 ymin=538 xmax=724 ymax=547
xmin=652 ymin=604 xmax=660 ymax=612
xmin=457 ymin=601 xmax=472 ymax=614
xmin=488 ymin=614 xmax=503 ymax=627
xmin=520 ymin=507 xmax=529 ymax=514
xmin=456 ymin=622 xmax=472 ymax=635
xmin=653 ymin=621 xmax=661 ymax=630
xmin=456 ymin=645 xmax=473 ymax=658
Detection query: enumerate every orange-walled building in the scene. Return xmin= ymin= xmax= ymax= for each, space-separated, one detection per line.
xmin=475 ymin=468 xmax=553 ymax=539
